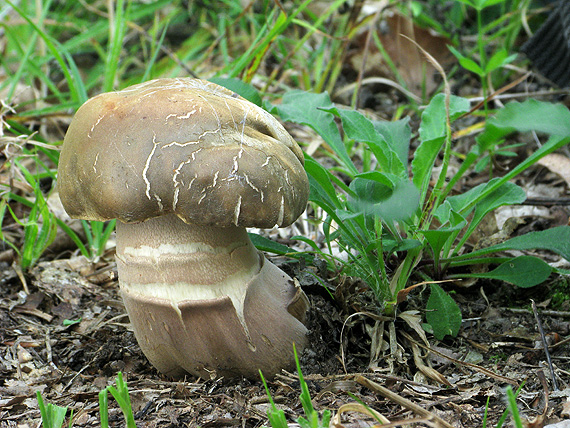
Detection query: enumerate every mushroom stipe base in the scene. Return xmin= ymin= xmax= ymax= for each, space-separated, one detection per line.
xmin=116 ymin=214 xmax=309 ymax=380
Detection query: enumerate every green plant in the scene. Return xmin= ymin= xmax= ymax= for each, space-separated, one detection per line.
xmin=0 ymin=143 xmax=58 ymax=270
xmin=36 ymin=391 xmax=71 ymax=428
xmin=99 ymin=372 xmax=137 ymax=428
xmin=260 ymin=346 xmax=331 ymax=428
xmin=447 ymin=0 xmax=521 ymax=111
xmin=268 ymin=89 xmax=570 ymax=325
xmin=486 ymin=383 xmax=525 ymax=428
xmin=36 ymin=373 xmax=137 ymax=428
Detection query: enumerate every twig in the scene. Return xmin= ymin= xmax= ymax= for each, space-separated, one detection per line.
xmin=531 ymin=299 xmax=558 ymax=390
xmin=355 ymin=375 xmax=455 ymax=428
xmin=522 ymin=198 xmax=570 ymax=206
xmin=400 ymin=331 xmax=519 ymax=387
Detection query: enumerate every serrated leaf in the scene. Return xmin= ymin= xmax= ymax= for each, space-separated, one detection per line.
xmin=426 ymin=284 xmax=462 ymax=340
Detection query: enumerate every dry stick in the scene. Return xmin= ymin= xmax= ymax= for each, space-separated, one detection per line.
xmin=459 ymin=71 xmax=532 ymax=119
xmin=522 ymin=198 xmax=570 ymax=206
xmin=531 ymin=299 xmax=559 ymax=390
xmin=355 ymin=375 xmax=455 ymax=428
xmin=400 ymin=331 xmax=520 ymax=387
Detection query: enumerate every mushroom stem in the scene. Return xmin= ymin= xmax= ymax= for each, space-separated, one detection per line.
xmin=115 ymin=213 xmax=308 ymax=379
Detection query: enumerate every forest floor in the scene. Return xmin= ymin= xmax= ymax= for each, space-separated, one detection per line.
xmin=2 ymin=232 xmax=570 ymax=427
xmin=3 ymin=4 xmax=570 ymax=427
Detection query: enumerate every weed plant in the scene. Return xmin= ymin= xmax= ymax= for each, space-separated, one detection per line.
xmin=36 ymin=368 xmax=526 ymax=427
xmin=2 ymin=0 xmax=569 ymax=336
xmin=37 ymin=373 xmax=135 ymax=428
xmin=269 ymin=89 xmax=570 ymax=330
xmin=447 ymin=0 xmax=520 ymax=112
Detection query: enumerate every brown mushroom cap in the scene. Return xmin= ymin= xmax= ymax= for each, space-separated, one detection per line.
xmin=57 ymin=78 xmax=309 ymax=228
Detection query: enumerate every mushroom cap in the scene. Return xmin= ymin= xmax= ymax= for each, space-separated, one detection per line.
xmin=58 ymin=78 xmax=309 ymax=228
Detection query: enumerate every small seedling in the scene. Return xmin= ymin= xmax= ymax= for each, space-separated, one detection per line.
xmin=99 ymin=372 xmax=137 ymax=428
xmin=260 ymin=345 xmax=331 ymax=428
xmin=36 ymin=391 xmax=71 ymax=428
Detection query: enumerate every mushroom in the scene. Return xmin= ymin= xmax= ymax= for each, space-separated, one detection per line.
xmin=57 ymin=78 xmax=310 ymax=379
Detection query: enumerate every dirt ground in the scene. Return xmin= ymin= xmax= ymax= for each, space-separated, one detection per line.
xmin=3 ymin=10 xmax=570 ymax=425
xmin=2 ymin=237 xmax=570 ymax=428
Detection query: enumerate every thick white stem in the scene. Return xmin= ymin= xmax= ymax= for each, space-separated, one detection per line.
xmin=116 ymin=213 xmax=260 ymax=340
xmin=114 ymin=213 xmax=308 ymax=379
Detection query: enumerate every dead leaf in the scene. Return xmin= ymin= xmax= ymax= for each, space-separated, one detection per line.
xmin=410 ymin=343 xmax=452 ymax=387
xmin=348 ymin=11 xmax=453 ymax=96
xmin=537 ymin=153 xmax=570 ymax=188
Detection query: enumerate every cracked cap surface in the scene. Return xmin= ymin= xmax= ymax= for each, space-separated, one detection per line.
xmin=57 ymin=78 xmax=309 ymax=228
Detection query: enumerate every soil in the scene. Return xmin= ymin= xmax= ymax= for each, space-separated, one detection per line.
xmin=2 ymin=244 xmax=570 ymax=427
xmin=3 ymin=7 xmax=570 ymax=426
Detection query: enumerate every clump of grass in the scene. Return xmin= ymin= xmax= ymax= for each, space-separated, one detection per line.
xmin=99 ymin=372 xmax=137 ymax=428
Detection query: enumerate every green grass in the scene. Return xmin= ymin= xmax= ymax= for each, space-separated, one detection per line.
xmin=1 ymin=0 xmax=564 ymax=351
xmin=3 ymin=4 xmax=552 ymax=426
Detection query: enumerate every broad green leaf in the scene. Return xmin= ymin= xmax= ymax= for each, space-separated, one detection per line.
xmin=324 ymin=107 xmax=406 ymax=176
xmin=461 ymin=256 xmax=552 ymax=288
xmin=348 ymin=175 xmax=420 ymax=223
xmin=304 ymin=156 xmax=343 ymax=208
xmin=485 ymin=49 xmax=517 ymax=73
xmin=480 ymin=0 xmax=507 ymax=8
xmin=353 ymin=170 xmax=397 ymax=188
xmin=426 ymin=284 xmax=462 ymax=340
xmin=418 ymin=94 xmax=471 ymax=143
xmin=478 ymin=100 xmax=570 ymax=152
xmin=420 ymin=219 xmax=466 ymax=264
xmin=372 ymin=117 xmax=411 ymax=169
xmin=453 ymin=0 xmax=476 ymax=8
xmin=381 ymin=238 xmax=422 ymax=254
xmin=461 ymin=135 xmax=569 ymax=216
xmin=412 ymin=94 xmax=470 ymax=196
xmin=248 ymin=233 xmax=295 ymax=255
xmin=421 ymin=229 xmax=455 ymax=263
xmin=268 ymin=91 xmax=357 ymax=174
xmin=445 ymin=182 xmax=486 ymax=214
xmin=462 ymin=180 xmax=526 ymax=239
xmin=433 ymin=201 xmax=467 ymax=228
xmin=463 ymin=226 xmax=570 ymax=262
xmin=454 ymin=0 xmax=505 ymax=10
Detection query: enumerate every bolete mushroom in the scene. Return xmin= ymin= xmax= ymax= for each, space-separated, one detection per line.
xmin=57 ymin=78 xmax=310 ymax=379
